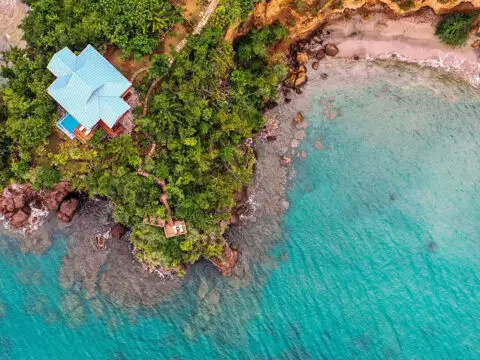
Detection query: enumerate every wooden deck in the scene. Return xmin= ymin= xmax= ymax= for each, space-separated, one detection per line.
xmin=164 ymin=220 xmax=187 ymax=238
xmin=69 ymin=87 xmax=139 ymax=143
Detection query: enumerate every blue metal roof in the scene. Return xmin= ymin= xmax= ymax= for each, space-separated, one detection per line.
xmin=47 ymin=45 xmax=132 ymax=130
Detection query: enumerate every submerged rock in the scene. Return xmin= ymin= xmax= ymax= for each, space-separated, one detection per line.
xmin=294 ymin=130 xmax=306 ymax=140
xmin=298 ymin=151 xmax=307 ymax=159
xmin=314 ymin=139 xmax=325 ymax=150
xmin=294 ymin=112 xmax=304 ymax=124
xmin=280 ymin=156 xmax=292 ymax=166
xmin=428 ymin=241 xmax=438 ymax=253
xmin=61 ymin=292 xmax=86 ymax=329
xmin=293 ymin=112 xmax=308 ymax=129
xmin=285 ymin=66 xmax=307 ymax=88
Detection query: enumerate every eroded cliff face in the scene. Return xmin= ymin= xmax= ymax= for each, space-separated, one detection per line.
xmin=227 ymin=0 xmax=480 ymax=44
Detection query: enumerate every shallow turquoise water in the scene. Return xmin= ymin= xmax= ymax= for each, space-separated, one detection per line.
xmin=1 ymin=65 xmax=480 ymax=359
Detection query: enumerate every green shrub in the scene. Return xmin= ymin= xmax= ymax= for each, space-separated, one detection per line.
xmin=435 ymin=13 xmax=475 ymax=46
xmin=33 ymin=166 xmax=61 ymax=190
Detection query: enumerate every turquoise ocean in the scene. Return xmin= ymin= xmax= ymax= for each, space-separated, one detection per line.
xmin=0 ymin=62 xmax=479 ymax=359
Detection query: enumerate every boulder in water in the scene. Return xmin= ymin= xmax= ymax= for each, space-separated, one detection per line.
xmin=296 ymin=52 xmax=309 ymax=65
xmin=41 ymin=181 xmax=72 ymax=212
xmin=57 ymin=199 xmax=78 ymax=223
xmin=111 ymin=224 xmax=127 ymax=239
xmin=316 ymin=49 xmax=326 ymax=60
xmin=298 ymin=151 xmax=307 ymax=159
xmin=284 ymin=67 xmax=307 ymax=88
xmin=325 ymin=44 xmax=339 ymax=57
xmin=9 ymin=208 xmax=30 ymax=228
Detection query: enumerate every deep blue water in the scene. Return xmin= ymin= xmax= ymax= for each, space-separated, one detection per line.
xmin=1 ymin=64 xmax=480 ymax=359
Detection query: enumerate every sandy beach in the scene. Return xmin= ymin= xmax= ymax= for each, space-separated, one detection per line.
xmin=0 ymin=0 xmax=28 ymax=51
xmin=323 ymin=11 xmax=480 ymax=87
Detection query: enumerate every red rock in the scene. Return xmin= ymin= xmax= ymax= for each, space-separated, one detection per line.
xmin=10 ymin=209 xmax=30 ymax=228
xmin=42 ymin=181 xmax=72 ymax=211
xmin=325 ymin=44 xmax=339 ymax=57
xmin=316 ymin=49 xmax=326 ymax=60
xmin=0 ymin=197 xmax=15 ymax=213
xmin=111 ymin=224 xmax=127 ymax=239
xmin=57 ymin=198 xmax=78 ymax=223
xmin=210 ymin=245 xmax=238 ymax=276
xmin=0 ymin=184 xmax=35 ymax=215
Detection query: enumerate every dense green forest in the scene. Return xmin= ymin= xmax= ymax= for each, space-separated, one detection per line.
xmin=0 ymin=0 xmax=287 ymax=269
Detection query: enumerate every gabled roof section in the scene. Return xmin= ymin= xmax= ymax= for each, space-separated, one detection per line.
xmin=47 ymin=45 xmax=132 ymax=130
xmin=47 ymin=47 xmax=76 ymax=77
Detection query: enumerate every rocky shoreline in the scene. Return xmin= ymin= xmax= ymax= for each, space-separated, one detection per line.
xmin=0 ymin=182 xmax=77 ymax=230
xmin=2 ymin=0 xmax=480 ymax=305
xmin=276 ymin=9 xmax=480 ymax=97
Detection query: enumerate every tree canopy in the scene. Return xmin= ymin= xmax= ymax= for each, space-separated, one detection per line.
xmin=0 ymin=0 xmax=287 ymax=270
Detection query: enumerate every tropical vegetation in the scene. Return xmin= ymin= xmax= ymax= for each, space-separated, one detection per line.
xmin=0 ymin=0 xmax=287 ymax=270
xmin=435 ymin=12 xmax=476 ymax=46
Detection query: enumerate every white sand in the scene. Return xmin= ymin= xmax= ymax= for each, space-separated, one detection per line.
xmin=323 ymin=13 xmax=480 ymax=87
xmin=0 ymin=0 xmax=28 ymax=51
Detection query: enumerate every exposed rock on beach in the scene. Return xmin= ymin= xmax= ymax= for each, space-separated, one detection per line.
xmin=0 ymin=182 xmax=77 ymax=230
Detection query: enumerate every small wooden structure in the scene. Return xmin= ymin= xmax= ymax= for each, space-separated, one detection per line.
xmin=137 ymin=169 xmax=187 ymax=237
xmin=164 ymin=220 xmax=187 ymax=238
